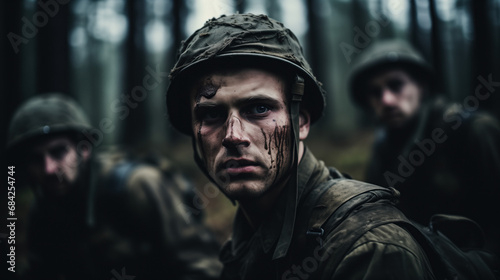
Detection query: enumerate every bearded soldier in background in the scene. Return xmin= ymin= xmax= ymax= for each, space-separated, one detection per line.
xmin=6 ymin=93 xmax=222 ymax=279
xmin=348 ymin=40 xmax=500 ymax=255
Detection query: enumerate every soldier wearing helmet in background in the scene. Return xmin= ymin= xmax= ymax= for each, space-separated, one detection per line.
xmin=167 ymin=14 xmax=435 ymax=279
xmin=348 ymin=39 xmax=500 ymax=255
xmin=6 ymin=93 xmax=222 ymax=279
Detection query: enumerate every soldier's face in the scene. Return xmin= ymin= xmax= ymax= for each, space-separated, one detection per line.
xmin=26 ymin=136 xmax=89 ymax=198
xmin=367 ymin=70 xmax=423 ymax=128
xmin=190 ymin=68 xmax=293 ymax=201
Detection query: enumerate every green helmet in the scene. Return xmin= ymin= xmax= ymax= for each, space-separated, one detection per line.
xmin=348 ymin=39 xmax=434 ymax=108
xmin=6 ymin=93 xmax=92 ymax=152
xmin=167 ymin=13 xmax=326 ymax=135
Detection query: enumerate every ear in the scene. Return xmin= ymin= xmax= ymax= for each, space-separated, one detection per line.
xmin=299 ymin=109 xmax=311 ymax=141
xmin=79 ymin=143 xmax=91 ymax=162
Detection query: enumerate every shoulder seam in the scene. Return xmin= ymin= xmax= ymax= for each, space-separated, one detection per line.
xmin=346 ymin=238 xmax=420 ymax=261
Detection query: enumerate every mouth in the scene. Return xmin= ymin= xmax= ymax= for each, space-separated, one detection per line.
xmin=220 ymin=158 xmax=261 ymax=175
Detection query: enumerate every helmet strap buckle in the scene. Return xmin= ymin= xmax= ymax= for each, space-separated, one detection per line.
xmin=292 ymin=75 xmax=305 ymax=102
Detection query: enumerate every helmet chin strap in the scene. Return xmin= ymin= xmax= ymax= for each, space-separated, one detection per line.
xmin=290 ymin=75 xmax=305 ymax=168
xmin=273 ymin=75 xmax=304 ymax=259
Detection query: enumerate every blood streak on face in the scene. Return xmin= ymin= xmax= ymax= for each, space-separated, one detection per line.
xmin=190 ymin=68 xmax=293 ymax=200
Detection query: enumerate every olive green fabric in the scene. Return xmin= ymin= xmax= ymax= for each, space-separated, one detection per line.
xmin=219 ymin=148 xmax=434 ymax=279
xmin=167 ymin=13 xmax=326 ymax=135
xmin=7 ymin=93 xmax=92 ymax=151
xmin=332 ymin=223 xmax=434 ymax=279
xmin=348 ymin=39 xmax=434 ymax=108
xmin=25 ymin=149 xmax=223 ymax=279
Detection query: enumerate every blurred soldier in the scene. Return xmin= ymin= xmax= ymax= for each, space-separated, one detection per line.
xmin=167 ymin=14 xmax=435 ymax=279
xmin=348 ymin=39 xmax=500 ymax=254
xmin=6 ymin=93 xmax=222 ymax=279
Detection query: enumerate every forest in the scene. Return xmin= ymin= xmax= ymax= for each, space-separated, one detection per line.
xmin=1 ymin=0 xmax=500 ymax=271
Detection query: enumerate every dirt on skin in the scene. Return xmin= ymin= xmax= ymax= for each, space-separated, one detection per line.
xmin=194 ymin=77 xmax=221 ymax=169
xmin=195 ymin=78 xmax=220 ymax=103
xmin=272 ymin=124 xmax=290 ymax=181
xmin=194 ymin=78 xmax=292 ymax=190
xmin=262 ymin=123 xmax=291 ymax=185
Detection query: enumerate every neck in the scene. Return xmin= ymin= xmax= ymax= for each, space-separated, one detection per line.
xmin=239 ymin=177 xmax=289 ymax=230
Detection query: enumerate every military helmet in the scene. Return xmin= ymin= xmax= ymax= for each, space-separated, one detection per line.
xmin=348 ymin=39 xmax=434 ymax=108
xmin=6 ymin=93 xmax=92 ymax=152
xmin=167 ymin=13 xmax=326 ymax=135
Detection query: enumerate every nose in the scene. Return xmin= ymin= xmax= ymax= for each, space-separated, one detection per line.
xmin=381 ymin=89 xmax=397 ymax=106
xmin=222 ymin=115 xmax=250 ymax=148
xmin=44 ymin=155 xmax=59 ymax=174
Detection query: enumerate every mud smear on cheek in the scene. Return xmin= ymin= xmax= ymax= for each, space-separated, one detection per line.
xmin=262 ymin=128 xmax=275 ymax=169
xmin=261 ymin=128 xmax=268 ymax=150
xmin=265 ymin=129 xmax=274 ymax=169
xmin=274 ymin=124 xmax=290 ymax=180
xmin=266 ymin=124 xmax=290 ymax=181
xmin=268 ymin=120 xmax=275 ymax=167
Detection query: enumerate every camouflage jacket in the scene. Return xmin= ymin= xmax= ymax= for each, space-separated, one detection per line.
xmin=219 ymin=148 xmax=434 ymax=279
xmin=25 ymin=149 xmax=222 ymax=280
xmin=366 ymin=98 xmax=500 ymax=254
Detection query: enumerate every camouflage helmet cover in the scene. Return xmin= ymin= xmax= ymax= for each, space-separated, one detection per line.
xmin=167 ymin=13 xmax=326 ymax=135
xmin=348 ymin=39 xmax=434 ymax=108
xmin=6 ymin=93 xmax=92 ymax=152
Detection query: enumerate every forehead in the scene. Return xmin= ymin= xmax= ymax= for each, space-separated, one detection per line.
xmin=369 ymin=69 xmax=411 ymax=85
xmin=190 ymin=68 xmax=287 ymax=104
xmin=31 ymin=135 xmax=73 ymax=153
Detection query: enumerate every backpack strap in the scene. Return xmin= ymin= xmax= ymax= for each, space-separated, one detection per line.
xmin=303 ymin=178 xmax=397 ymax=244
xmin=318 ymin=202 xmax=412 ymax=278
xmin=297 ymin=178 xmax=403 ymax=279
xmin=296 ymin=167 xmax=349 ymax=241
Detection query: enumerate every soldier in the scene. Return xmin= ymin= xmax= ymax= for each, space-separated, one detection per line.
xmin=166 ymin=14 xmax=435 ymax=279
xmin=348 ymin=39 xmax=500 ymax=254
xmin=5 ymin=93 xmax=222 ymax=279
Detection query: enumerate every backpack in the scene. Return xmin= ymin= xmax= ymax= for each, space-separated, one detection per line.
xmin=300 ymin=170 xmax=500 ymax=280
xmin=106 ymin=157 xmax=203 ymax=223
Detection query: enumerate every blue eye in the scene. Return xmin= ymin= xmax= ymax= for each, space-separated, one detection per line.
xmin=250 ymin=105 xmax=270 ymax=114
